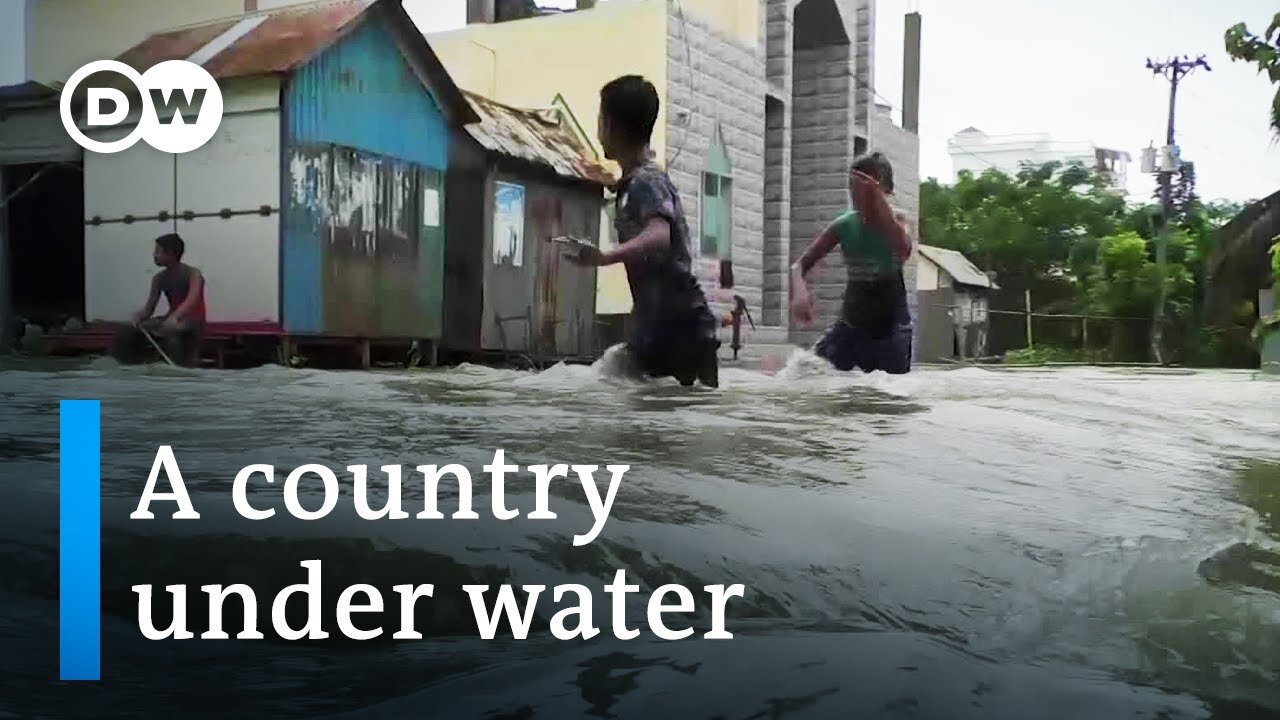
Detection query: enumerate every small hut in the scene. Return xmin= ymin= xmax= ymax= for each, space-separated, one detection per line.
xmin=59 ymin=0 xmax=480 ymax=367
xmin=914 ymin=244 xmax=999 ymax=362
xmin=444 ymin=91 xmax=616 ymax=363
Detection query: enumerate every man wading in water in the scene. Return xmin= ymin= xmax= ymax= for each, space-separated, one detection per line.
xmin=790 ymin=152 xmax=914 ymax=374
xmin=565 ymin=74 xmax=720 ymax=388
xmin=112 ymin=233 xmax=207 ymax=367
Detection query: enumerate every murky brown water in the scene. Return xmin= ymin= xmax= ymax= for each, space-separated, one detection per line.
xmin=1 ymin=352 xmax=1278 ymax=718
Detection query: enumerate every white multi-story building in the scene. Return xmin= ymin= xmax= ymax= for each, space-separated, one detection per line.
xmin=948 ymin=127 xmax=1130 ymax=192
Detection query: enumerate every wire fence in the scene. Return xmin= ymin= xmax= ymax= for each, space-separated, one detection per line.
xmin=922 ymin=301 xmax=1158 ymax=363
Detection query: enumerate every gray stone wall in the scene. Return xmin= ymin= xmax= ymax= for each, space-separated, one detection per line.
xmin=665 ymin=4 xmax=768 ymax=321
xmin=871 ymin=107 xmax=921 ymax=360
xmin=656 ymin=0 xmax=917 ymax=357
xmin=763 ymin=0 xmax=793 ymax=328
xmin=853 ymin=0 xmax=874 ymax=133
xmin=788 ymin=41 xmax=854 ymax=346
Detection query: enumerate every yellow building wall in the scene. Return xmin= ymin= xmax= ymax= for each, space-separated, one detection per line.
xmin=430 ymin=0 xmax=672 ymax=315
xmin=678 ymin=0 xmax=760 ymax=47
xmin=29 ymin=0 xmax=245 ymax=85
xmin=430 ymin=0 xmax=669 ymax=162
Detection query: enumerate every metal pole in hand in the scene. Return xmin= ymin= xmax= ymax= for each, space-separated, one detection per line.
xmin=136 ymin=322 xmax=177 ymax=367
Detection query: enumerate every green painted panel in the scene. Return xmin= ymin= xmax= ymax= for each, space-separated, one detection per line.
xmin=322 ymin=145 xmax=445 ymax=339
xmin=707 ymin=124 xmax=732 ymax=176
xmin=718 ymin=177 xmax=733 ymax=260
xmin=419 ymin=167 xmax=446 ymax=340
xmin=375 ymin=159 xmax=417 ymax=337
xmin=325 ymin=147 xmax=380 ymax=337
xmin=701 ymin=172 xmax=732 ymax=259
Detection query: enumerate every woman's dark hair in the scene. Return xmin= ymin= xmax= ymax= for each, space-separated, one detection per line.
xmin=155 ymin=233 xmax=185 ymax=258
xmin=600 ymin=75 xmax=660 ymax=146
xmin=851 ymin=151 xmax=894 ymax=194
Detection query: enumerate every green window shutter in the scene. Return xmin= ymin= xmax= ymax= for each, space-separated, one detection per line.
xmin=701 ymin=173 xmax=719 ymax=257
xmin=702 ymin=125 xmax=733 ymax=260
xmin=718 ymin=177 xmax=732 ymax=260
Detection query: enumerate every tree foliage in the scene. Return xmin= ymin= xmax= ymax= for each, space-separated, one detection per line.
xmin=920 ymin=162 xmax=1250 ymax=364
xmin=1225 ymin=13 xmax=1280 ymax=136
xmin=920 ymin=161 xmax=1123 ymax=310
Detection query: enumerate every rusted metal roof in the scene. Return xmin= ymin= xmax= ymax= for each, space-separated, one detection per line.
xmin=0 ymin=81 xmax=60 ymax=108
xmin=917 ymin=244 xmax=999 ymax=290
xmin=110 ymin=0 xmax=477 ymax=125
xmin=463 ymin=91 xmax=617 ymax=186
xmin=116 ymin=18 xmax=244 ymax=73
xmin=208 ymin=1 xmax=374 ymax=78
xmin=115 ymin=0 xmax=374 ymax=80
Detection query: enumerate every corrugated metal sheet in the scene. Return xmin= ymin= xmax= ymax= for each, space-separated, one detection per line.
xmin=115 ymin=2 xmax=370 ymax=79
xmin=287 ymin=15 xmax=448 ymax=169
xmin=916 ymin=245 xmax=998 ymax=290
xmin=111 ymin=0 xmax=477 ymax=127
xmin=326 ymin=147 xmax=379 ymax=336
xmin=284 ymin=144 xmax=331 ymax=334
xmin=115 ymin=18 xmax=244 ymax=72
xmin=374 ymin=160 xmax=425 ymax=336
xmin=205 ymin=1 xmax=372 ymax=78
xmin=481 ymin=175 xmax=598 ymax=357
xmin=464 ymin=91 xmax=617 ymax=186
xmin=0 ymin=81 xmax=59 ymax=104
xmin=284 ymin=144 xmax=444 ymax=339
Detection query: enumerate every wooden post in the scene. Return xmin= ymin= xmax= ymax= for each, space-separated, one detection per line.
xmin=1082 ymin=316 xmax=1089 ymax=350
xmin=359 ymin=338 xmax=371 ymax=370
xmin=1024 ymin=289 xmax=1033 ymax=350
xmin=0 ymin=169 xmax=10 ymax=354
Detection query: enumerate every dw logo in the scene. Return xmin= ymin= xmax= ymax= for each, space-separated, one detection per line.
xmin=59 ymin=59 xmax=224 ymax=155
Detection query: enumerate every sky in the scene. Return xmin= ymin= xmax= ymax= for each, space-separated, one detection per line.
xmin=407 ymin=0 xmax=1280 ymax=205
xmin=2 ymin=0 xmax=1272 ymax=204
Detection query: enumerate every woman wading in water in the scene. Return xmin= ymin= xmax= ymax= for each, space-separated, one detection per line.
xmin=789 ymin=152 xmax=915 ymax=374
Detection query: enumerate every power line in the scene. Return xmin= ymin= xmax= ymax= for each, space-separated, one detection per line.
xmin=1145 ymin=53 xmax=1210 ymax=364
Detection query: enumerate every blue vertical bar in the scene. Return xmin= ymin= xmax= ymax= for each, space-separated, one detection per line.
xmin=60 ymin=400 xmax=100 ymax=682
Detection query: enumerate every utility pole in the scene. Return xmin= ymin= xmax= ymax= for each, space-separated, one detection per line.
xmin=1145 ymin=54 xmax=1210 ymax=365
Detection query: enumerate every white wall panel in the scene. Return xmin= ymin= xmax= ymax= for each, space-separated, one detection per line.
xmin=82 ymin=122 xmax=176 ymax=323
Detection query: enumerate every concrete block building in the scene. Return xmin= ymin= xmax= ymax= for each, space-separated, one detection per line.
xmin=431 ymin=0 xmax=922 ymax=355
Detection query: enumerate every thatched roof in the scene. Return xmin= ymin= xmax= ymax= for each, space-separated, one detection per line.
xmin=1206 ymin=188 xmax=1280 ymax=323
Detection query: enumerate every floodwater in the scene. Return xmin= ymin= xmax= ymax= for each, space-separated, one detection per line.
xmin=1 ymin=350 xmax=1279 ymax=719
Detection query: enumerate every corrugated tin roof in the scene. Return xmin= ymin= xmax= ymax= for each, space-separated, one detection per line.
xmin=116 ymin=18 xmax=244 ymax=73
xmin=116 ymin=0 xmax=372 ymax=79
xmin=207 ymin=1 xmax=374 ymax=78
xmin=0 ymin=81 xmax=60 ymax=107
xmin=917 ymin=244 xmax=998 ymax=289
xmin=463 ymin=90 xmax=617 ymax=186
xmin=108 ymin=0 xmax=478 ymax=125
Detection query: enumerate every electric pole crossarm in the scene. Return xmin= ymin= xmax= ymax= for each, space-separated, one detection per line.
xmin=1143 ymin=54 xmax=1211 ymax=365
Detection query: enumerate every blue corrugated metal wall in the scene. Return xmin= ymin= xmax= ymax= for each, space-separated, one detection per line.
xmin=287 ymin=18 xmax=449 ymax=168
xmin=282 ymin=15 xmax=450 ymax=335
xmin=283 ymin=145 xmax=331 ymax=334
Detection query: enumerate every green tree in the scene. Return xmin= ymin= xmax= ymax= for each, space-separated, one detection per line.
xmin=920 ymin=162 xmax=1218 ymax=362
xmin=1225 ymin=13 xmax=1280 ymax=136
xmin=920 ymin=161 xmax=1124 ymax=311
xmin=1084 ymin=232 xmax=1194 ymax=361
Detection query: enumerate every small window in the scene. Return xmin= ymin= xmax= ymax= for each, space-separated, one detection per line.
xmin=701 ymin=125 xmax=733 ymax=260
xmin=701 ymin=172 xmax=731 ymax=259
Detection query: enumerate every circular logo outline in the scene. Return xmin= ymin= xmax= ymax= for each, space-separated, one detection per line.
xmin=60 ymin=60 xmax=151 ymax=155
xmin=138 ymin=60 xmax=224 ymax=155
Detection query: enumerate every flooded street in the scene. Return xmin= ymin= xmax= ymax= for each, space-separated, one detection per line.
xmin=1 ymin=354 xmax=1278 ymax=719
